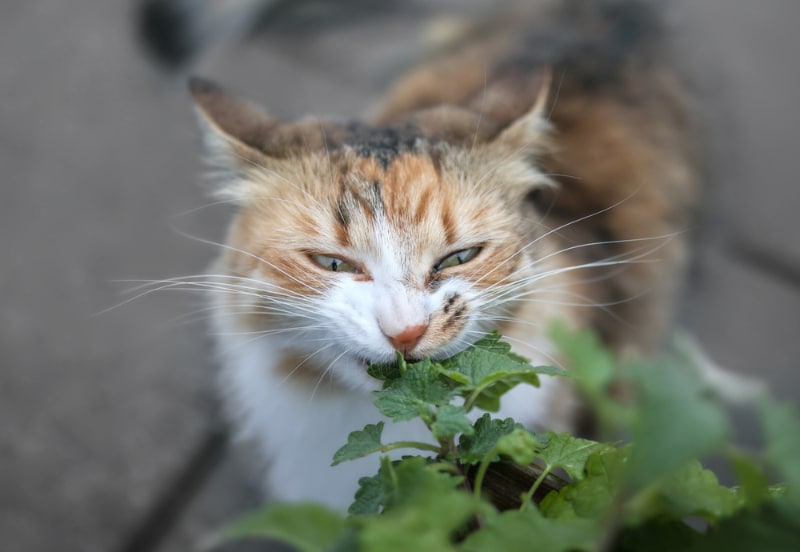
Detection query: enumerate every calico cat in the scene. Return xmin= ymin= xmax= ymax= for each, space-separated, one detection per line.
xmin=189 ymin=0 xmax=698 ymax=508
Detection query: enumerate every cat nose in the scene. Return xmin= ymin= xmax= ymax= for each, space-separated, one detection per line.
xmin=385 ymin=323 xmax=428 ymax=354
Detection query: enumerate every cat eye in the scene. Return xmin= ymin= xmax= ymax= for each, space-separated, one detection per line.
xmin=433 ymin=247 xmax=482 ymax=272
xmin=310 ymin=253 xmax=361 ymax=274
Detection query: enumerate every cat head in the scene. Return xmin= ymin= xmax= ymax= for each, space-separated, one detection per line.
xmin=191 ymin=76 xmax=562 ymax=389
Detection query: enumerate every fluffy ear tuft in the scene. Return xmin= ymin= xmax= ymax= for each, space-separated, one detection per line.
xmin=477 ymin=68 xmax=557 ymax=206
xmin=493 ymin=67 xmax=553 ymax=153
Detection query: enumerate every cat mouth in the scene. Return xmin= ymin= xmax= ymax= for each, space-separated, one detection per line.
xmin=353 ymin=352 xmax=418 ymax=370
xmin=352 ymin=347 xmax=427 ymax=369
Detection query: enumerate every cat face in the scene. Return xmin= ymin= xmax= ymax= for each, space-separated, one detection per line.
xmin=193 ymin=79 xmax=559 ymax=389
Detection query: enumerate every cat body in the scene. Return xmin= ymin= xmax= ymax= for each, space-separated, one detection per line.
xmin=191 ymin=1 xmax=698 ymax=508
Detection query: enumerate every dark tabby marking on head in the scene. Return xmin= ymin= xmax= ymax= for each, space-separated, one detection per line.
xmin=365 ymin=180 xmax=385 ymax=215
xmin=335 ymin=195 xmax=352 ymax=228
xmin=336 ymin=178 xmax=386 ymax=227
xmin=341 ymin=122 xmax=423 ymax=169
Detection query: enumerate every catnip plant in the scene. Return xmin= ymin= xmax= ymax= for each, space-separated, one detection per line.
xmin=214 ymin=325 xmax=800 ymax=552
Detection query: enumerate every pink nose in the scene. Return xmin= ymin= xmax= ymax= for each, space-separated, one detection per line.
xmin=385 ymin=323 xmax=428 ymax=354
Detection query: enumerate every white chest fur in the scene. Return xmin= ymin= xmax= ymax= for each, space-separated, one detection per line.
xmin=217 ymin=332 xmax=433 ymax=508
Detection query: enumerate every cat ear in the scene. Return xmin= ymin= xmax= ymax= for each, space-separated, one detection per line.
xmin=493 ymin=67 xmax=552 ymax=152
xmin=486 ymin=69 xmax=557 ymax=208
xmin=188 ymin=77 xmax=280 ymax=166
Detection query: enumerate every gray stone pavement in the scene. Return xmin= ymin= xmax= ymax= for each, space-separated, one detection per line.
xmin=1 ymin=2 xmax=798 ymax=552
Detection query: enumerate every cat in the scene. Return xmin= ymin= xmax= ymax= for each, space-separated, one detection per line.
xmin=188 ymin=0 xmax=699 ymax=509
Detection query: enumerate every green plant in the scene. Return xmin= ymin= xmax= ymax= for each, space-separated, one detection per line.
xmin=214 ymin=325 xmax=800 ymax=551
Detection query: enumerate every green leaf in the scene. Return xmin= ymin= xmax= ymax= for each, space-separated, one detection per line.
xmin=349 ymin=456 xmax=467 ymax=516
xmin=357 ymin=488 xmax=478 ymax=552
xmin=349 ymin=473 xmax=384 ymax=516
xmin=627 ymin=460 xmax=741 ymax=526
xmin=729 ymin=450 xmax=771 ymax=510
xmin=536 ymin=432 xmax=610 ymax=480
xmin=680 ymin=500 xmax=800 ymax=552
xmin=461 ymin=508 xmax=597 ymax=552
xmin=469 ymin=370 xmax=543 ymax=412
xmin=438 ymin=333 xmax=562 ymax=411
xmin=332 ymin=422 xmax=384 ymax=466
xmin=468 ymin=331 xmax=508 ymax=352
xmin=625 ymin=356 xmax=729 ymax=487
xmin=540 ymin=446 xmax=630 ymax=520
xmin=616 ymin=521 xmax=702 ymax=552
xmin=431 ymin=404 xmax=474 ymax=440
xmin=350 ymin=456 xmax=479 ymax=552
xmin=373 ymin=358 xmax=455 ymax=422
xmin=549 ymin=322 xmax=630 ymax=431
xmin=217 ymin=503 xmax=346 ymax=552
xmin=550 ymin=321 xmax=614 ymax=395
xmin=380 ymin=456 xmax=463 ymax=510
xmin=758 ymin=398 xmax=800 ymax=508
xmin=437 ymin=336 xmax=527 ymax=388
xmin=372 ymin=393 xmax=429 ymax=422
xmin=348 ymin=446 xmax=469 ymax=519
xmin=496 ymin=428 xmax=540 ymax=466
xmin=457 ymin=414 xmax=519 ymax=464
xmin=367 ymin=361 xmax=403 ymax=383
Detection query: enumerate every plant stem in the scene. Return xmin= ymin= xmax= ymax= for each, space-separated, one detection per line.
xmin=520 ymin=465 xmax=552 ymax=511
xmin=473 ymin=445 xmax=500 ymax=499
xmin=464 ymin=383 xmax=490 ymax=412
xmin=381 ymin=441 xmax=441 ymax=454
xmin=438 ymin=435 xmax=458 ymax=459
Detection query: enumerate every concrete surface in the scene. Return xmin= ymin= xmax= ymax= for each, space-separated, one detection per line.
xmin=1 ymin=2 xmax=798 ymax=552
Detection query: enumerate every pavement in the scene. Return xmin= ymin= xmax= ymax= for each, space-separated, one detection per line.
xmin=1 ymin=2 xmax=799 ymax=552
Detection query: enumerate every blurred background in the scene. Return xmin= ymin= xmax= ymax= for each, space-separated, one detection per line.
xmin=1 ymin=1 xmax=798 ymax=551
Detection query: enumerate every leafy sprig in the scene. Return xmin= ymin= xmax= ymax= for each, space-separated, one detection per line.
xmin=216 ymin=328 xmax=800 ymax=552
